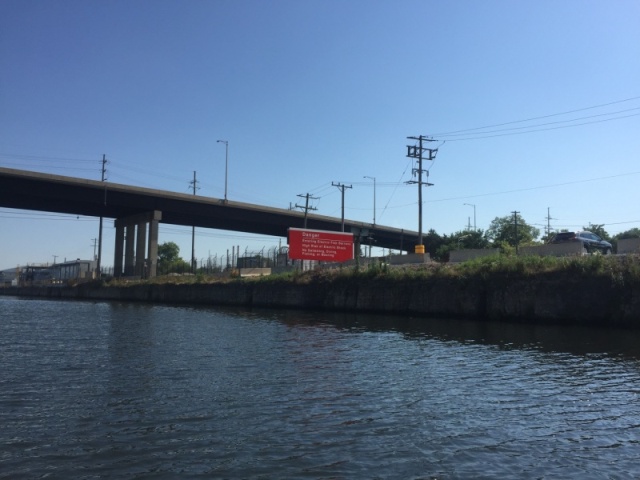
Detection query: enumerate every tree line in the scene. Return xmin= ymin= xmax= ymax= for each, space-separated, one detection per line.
xmin=422 ymin=213 xmax=640 ymax=261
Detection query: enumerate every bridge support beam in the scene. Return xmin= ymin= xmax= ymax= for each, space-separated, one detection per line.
xmin=114 ymin=211 xmax=162 ymax=278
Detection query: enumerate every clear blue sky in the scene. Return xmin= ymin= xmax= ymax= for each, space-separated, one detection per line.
xmin=1 ymin=0 xmax=639 ymax=269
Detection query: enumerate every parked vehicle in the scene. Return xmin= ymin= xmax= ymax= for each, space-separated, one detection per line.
xmin=549 ymin=231 xmax=613 ymax=254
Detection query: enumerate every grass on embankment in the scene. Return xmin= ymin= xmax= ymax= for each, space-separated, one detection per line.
xmin=101 ymin=254 xmax=640 ymax=288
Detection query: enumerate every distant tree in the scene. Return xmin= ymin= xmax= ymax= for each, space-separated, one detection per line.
xmin=157 ymin=242 xmax=190 ymax=274
xmin=424 ymin=229 xmax=445 ymax=257
xmin=614 ymin=228 xmax=640 ymax=240
xmin=455 ymin=229 xmax=489 ymax=250
xmin=158 ymin=242 xmax=181 ymax=264
xmin=485 ymin=213 xmax=540 ymax=248
xmin=430 ymin=229 xmax=489 ymax=261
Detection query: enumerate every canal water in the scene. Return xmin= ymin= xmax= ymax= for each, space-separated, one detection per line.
xmin=1 ymin=296 xmax=639 ymax=479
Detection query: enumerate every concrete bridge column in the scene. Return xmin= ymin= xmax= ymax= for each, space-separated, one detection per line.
xmin=124 ymin=224 xmax=136 ymax=276
xmin=114 ymin=210 xmax=162 ymax=278
xmin=147 ymin=214 xmax=160 ymax=278
xmin=135 ymin=221 xmax=147 ymax=277
xmin=114 ymin=222 xmax=125 ymax=277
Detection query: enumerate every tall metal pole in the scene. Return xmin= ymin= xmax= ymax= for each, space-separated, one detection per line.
xmin=190 ymin=170 xmax=197 ymax=273
xmin=406 ymin=136 xmax=436 ymax=252
xmin=364 ymin=176 xmax=376 ymax=225
xmin=217 ymin=140 xmax=229 ymax=202
xmin=97 ymin=154 xmax=107 ymax=278
xmin=464 ymin=203 xmax=476 ymax=231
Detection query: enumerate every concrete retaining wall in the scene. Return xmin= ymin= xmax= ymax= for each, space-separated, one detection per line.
xmin=449 ymin=248 xmax=500 ymax=263
xmin=519 ymin=242 xmax=584 ymax=257
xmin=618 ymin=238 xmax=640 ymax=254
xmin=4 ymin=272 xmax=640 ymax=327
xmin=388 ymin=253 xmax=431 ymax=265
xmin=239 ymin=268 xmax=272 ymax=277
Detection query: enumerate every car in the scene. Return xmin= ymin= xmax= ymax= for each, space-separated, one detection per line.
xmin=549 ymin=231 xmax=613 ymax=254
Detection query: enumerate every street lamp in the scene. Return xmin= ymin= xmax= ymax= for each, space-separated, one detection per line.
xmin=363 ymin=176 xmax=376 ymax=225
xmin=464 ymin=203 xmax=476 ymax=231
xmin=216 ymin=140 xmax=229 ymax=202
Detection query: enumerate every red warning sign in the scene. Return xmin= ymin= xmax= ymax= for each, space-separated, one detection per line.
xmin=288 ymin=228 xmax=354 ymax=262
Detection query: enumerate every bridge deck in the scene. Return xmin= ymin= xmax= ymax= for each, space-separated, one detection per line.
xmin=0 ymin=167 xmax=419 ymax=252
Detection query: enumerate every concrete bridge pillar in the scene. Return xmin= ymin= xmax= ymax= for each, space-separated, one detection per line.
xmin=135 ymin=221 xmax=147 ymax=277
xmin=114 ymin=210 xmax=162 ymax=278
xmin=147 ymin=215 xmax=159 ymax=278
xmin=124 ymin=224 xmax=135 ymax=276
xmin=114 ymin=222 xmax=125 ymax=277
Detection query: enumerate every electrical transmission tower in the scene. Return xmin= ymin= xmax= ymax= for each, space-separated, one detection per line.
xmin=406 ymin=135 xmax=437 ymax=252
xmin=332 ymin=182 xmax=352 ymax=232
xmin=296 ymin=193 xmax=318 ymax=229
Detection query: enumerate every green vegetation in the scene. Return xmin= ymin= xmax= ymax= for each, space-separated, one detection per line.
xmin=150 ymin=216 xmax=639 ymax=275
xmin=157 ymin=241 xmax=192 ymax=275
xmin=485 ymin=213 xmax=540 ymax=247
xmin=423 ymin=215 xmax=640 ymax=261
xmin=100 ymin=253 xmax=640 ymax=289
xmin=119 ymin=220 xmax=640 ymax=286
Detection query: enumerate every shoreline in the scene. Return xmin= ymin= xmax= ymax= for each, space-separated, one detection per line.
xmin=3 ymin=264 xmax=640 ymax=328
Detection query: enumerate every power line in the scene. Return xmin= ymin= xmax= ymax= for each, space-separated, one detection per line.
xmin=379 ymin=159 xmax=413 ymax=222
xmin=0 ymin=162 xmax=98 ymax=173
xmin=0 ymin=210 xmax=96 ymax=221
xmin=426 ymin=171 xmax=640 ymax=203
xmin=0 ymin=153 xmax=99 ymax=163
xmin=436 ymin=107 xmax=640 ymax=139
xmin=431 ymin=95 xmax=640 ymax=136
xmin=435 ymin=113 xmax=640 ymax=142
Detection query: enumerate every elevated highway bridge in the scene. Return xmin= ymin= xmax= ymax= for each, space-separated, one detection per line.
xmin=0 ymin=167 xmax=420 ymax=277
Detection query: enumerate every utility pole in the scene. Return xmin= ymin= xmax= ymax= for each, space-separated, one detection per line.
xmin=332 ymin=182 xmax=352 ymax=232
xmin=545 ymin=207 xmax=556 ymax=239
xmin=91 ymin=238 xmax=98 ymax=260
xmin=512 ymin=210 xmax=520 ymax=254
xmin=190 ymin=171 xmax=199 ymax=273
xmin=406 ymin=135 xmax=437 ymax=253
xmin=216 ymin=140 xmax=229 ymax=202
xmin=97 ymin=154 xmax=107 ymax=278
xmin=363 ymin=176 xmax=376 ymax=225
xmin=464 ymin=203 xmax=476 ymax=231
xmin=295 ymin=193 xmax=318 ymax=229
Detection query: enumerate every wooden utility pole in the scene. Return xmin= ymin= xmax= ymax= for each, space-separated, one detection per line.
xmin=512 ymin=210 xmax=520 ymax=254
xmin=332 ymin=182 xmax=352 ymax=232
xmin=295 ymin=193 xmax=318 ymax=229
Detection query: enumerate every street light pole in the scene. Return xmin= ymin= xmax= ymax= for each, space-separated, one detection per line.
xmin=363 ymin=176 xmax=376 ymax=225
xmin=464 ymin=203 xmax=476 ymax=231
xmin=217 ymin=140 xmax=229 ymax=202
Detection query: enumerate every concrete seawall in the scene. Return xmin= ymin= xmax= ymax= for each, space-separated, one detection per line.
xmin=3 ymin=273 xmax=640 ymax=327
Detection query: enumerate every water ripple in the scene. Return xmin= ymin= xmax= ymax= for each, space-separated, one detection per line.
xmin=1 ymin=297 xmax=640 ymax=479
